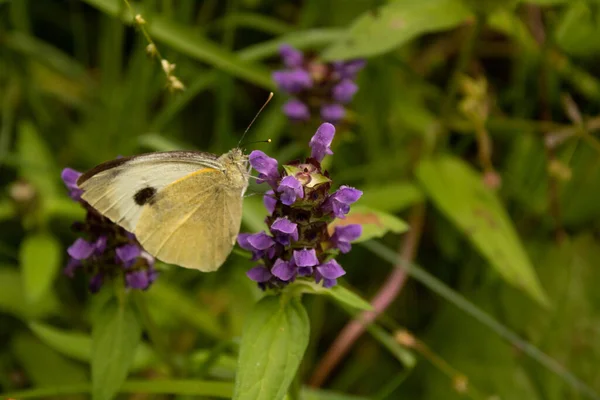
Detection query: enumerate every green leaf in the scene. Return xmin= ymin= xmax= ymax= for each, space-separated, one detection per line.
xmin=293 ymin=281 xmax=373 ymax=311
xmin=328 ymin=205 xmax=408 ymax=243
xmin=92 ymin=299 xmax=142 ymax=400
xmin=556 ymin=1 xmax=600 ymax=57
xmin=233 ymin=295 xmax=309 ymax=400
xmin=322 ymin=0 xmax=472 ymax=60
xmin=359 ymin=182 xmax=424 ymax=213
xmin=12 ymin=333 xmax=88 ymax=387
xmin=17 ymin=120 xmax=59 ymax=200
xmin=416 ymin=156 xmax=549 ymax=306
xmin=29 ymin=322 xmax=154 ymax=371
xmin=0 ymin=267 xmax=59 ymax=319
xmin=20 ymin=233 xmax=61 ymax=302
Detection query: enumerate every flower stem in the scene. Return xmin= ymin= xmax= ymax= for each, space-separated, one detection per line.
xmin=308 ymin=204 xmax=425 ymax=387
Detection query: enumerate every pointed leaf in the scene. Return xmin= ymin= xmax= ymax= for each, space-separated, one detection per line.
xmin=322 ymin=0 xmax=472 ymax=60
xmin=416 ymin=156 xmax=549 ymax=306
xmin=233 ymin=295 xmax=309 ymax=400
xmin=20 ymin=233 xmax=61 ymax=302
xmin=29 ymin=322 xmax=154 ymax=371
xmin=92 ymin=299 xmax=141 ymax=400
xmin=0 ymin=268 xmax=58 ymax=319
xmin=294 ymin=281 xmax=373 ymax=311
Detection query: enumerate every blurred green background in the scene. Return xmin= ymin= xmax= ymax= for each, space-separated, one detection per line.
xmin=2 ymin=0 xmax=600 ymax=399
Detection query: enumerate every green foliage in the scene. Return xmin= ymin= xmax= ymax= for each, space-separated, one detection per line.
xmin=91 ymin=299 xmax=142 ymax=400
xmin=2 ymin=0 xmax=600 ymax=399
xmin=233 ymin=295 xmax=309 ymax=400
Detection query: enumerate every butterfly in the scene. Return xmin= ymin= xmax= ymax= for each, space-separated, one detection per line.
xmin=77 ymin=148 xmax=250 ymax=272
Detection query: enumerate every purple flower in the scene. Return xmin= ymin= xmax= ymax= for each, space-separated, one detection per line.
xmin=247 ymin=265 xmax=273 ymax=282
xmin=263 ymin=190 xmax=276 ymax=214
xmin=67 ymin=238 xmax=95 ymax=260
xmin=334 ymin=59 xmax=366 ymax=79
xmin=320 ymin=104 xmax=346 ymax=123
xmin=271 ymin=258 xmax=296 ymax=281
xmin=94 ymin=236 xmax=107 ymax=255
xmin=249 ymin=151 xmax=279 ymax=185
xmin=283 ymin=99 xmax=310 ymax=121
xmin=277 ymin=176 xmax=304 ymax=205
xmin=315 ymin=259 xmax=346 ymax=288
xmin=280 ymin=45 xmax=303 ymax=68
xmin=331 ymin=224 xmax=362 ymax=253
xmin=238 ymin=231 xmax=276 ymax=260
xmin=272 ymin=69 xmax=313 ymax=93
xmin=323 ymin=186 xmax=363 ymax=218
xmin=271 ymin=217 xmax=299 ymax=246
xmin=332 ymin=80 xmax=358 ymax=103
xmin=125 ymin=270 xmax=152 ymax=290
xmin=309 ymin=123 xmax=335 ymax=162
xmin=61 ymin=168 xmax=83 ymax=201
xmin=293 ymin=249 xmax=318 ymax=276
xmin=116 ymin=244 xmax=141 ymax=267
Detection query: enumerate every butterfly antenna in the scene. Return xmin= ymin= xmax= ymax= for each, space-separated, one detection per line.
xmin=238 ymin=92 xmax=274 ymax=147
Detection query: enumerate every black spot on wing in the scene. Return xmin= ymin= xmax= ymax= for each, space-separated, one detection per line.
xmin=134 ymin=187 xmax=157 ymax=205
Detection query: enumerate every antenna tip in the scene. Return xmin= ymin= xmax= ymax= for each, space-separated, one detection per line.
xmin=267 ymin=138 xmax=272 ymax=143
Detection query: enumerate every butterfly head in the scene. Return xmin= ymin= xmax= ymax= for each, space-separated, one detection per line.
xmin=219 ymin=148 xmax=249 ymax=189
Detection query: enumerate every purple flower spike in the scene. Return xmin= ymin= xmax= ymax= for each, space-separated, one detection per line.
xmin=277 ymin=176 xmax=304 ymax=205
xmin=126 ymin=270 xmax=151 ymax=290
xmin=272 ymin=258 xmax=296 ymax=281
xmin=309 ymin=123 xmax=335 ymax=162
xmin=116 ymin=244 xmax=141 ymax=267
xmin=320 ymin=103 xmax=346 ymax=124
xmin=247 ymin=265 xmax=273 ymax=283
xmin=333 ymin=79 xmax=359 ymax=103
xmin=61 ymin=168 xmax=83 ymax=201
xmin=324 ymin=185 xmax=363 ymax=218
xmin=280 ymin=45 xmax=304 ymax=68
xmin=249 ymin=150 xmax=279 ymax=185
xmin=331 ymin=224 xmax=362 ymax=253
xmin=272 ymin=69 xmax=313 ymax=93
xmin=263 ymin=190 xmax=277 ymax=214
xmin=271 ymin=217 xmax=299 ymax=246
xmin=67 ymin=238 xmax=95 ymax=260
xmin=283 ymin=99 xmax=310 ymax=121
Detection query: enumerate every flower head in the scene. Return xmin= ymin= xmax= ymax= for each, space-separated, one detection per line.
xmin=273 ymin=44 xmax=365 ymax=124
xmin=61 ymin=167 xmax=158 ymax=292
xmin=238 ymin=123 xmax=362 ymax=289
xmin=249 ymin=151 xmax=279 ymax=185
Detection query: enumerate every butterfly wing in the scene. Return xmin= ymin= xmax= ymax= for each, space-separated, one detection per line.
xmin=77 ymin=151 xmax=221 ymax=232
xmin=133 ymin=168 xmax=244 ymax=271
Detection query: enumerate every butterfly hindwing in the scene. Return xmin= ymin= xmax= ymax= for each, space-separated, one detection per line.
xmin=134 ymin=168 xmax=244 ymax=271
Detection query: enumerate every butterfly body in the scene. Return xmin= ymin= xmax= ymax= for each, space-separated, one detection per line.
xmin=77 ymin=148 xmax=249 ymax=271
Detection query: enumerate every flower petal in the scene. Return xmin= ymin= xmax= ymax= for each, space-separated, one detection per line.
xmin=116 ymin=244 xmax=141 ymax=265
xmin=126 ymin=270 xmax=150 ymax=290
xmin=280 ymin=44 xmax=303 ymax=68
xmin=293 ymin=249 xmax=319 ymax=267
xmin=67 ymin=238 xmax=95 ymax=260
xmin=309 ymin=123 xmax=335 ymax=161
xmin=320 ymin=104 xmax=345 ymax=124
xmin=247 ymin=265 xmax=272 ymax=282
xmin=247 ymin=231 xmax=275 ymax=250
xmin=332 ymin=79 xmax=358 ymax=103
xmin=317 ymin=259 xmax=346 ymax=279
xmin=282 ymin=99 xmax=310 ymax=121
xmin=271 ymin=259 xmax=296 ymax=281
xmin=263 ymin=190 xmax=277 ymax=214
